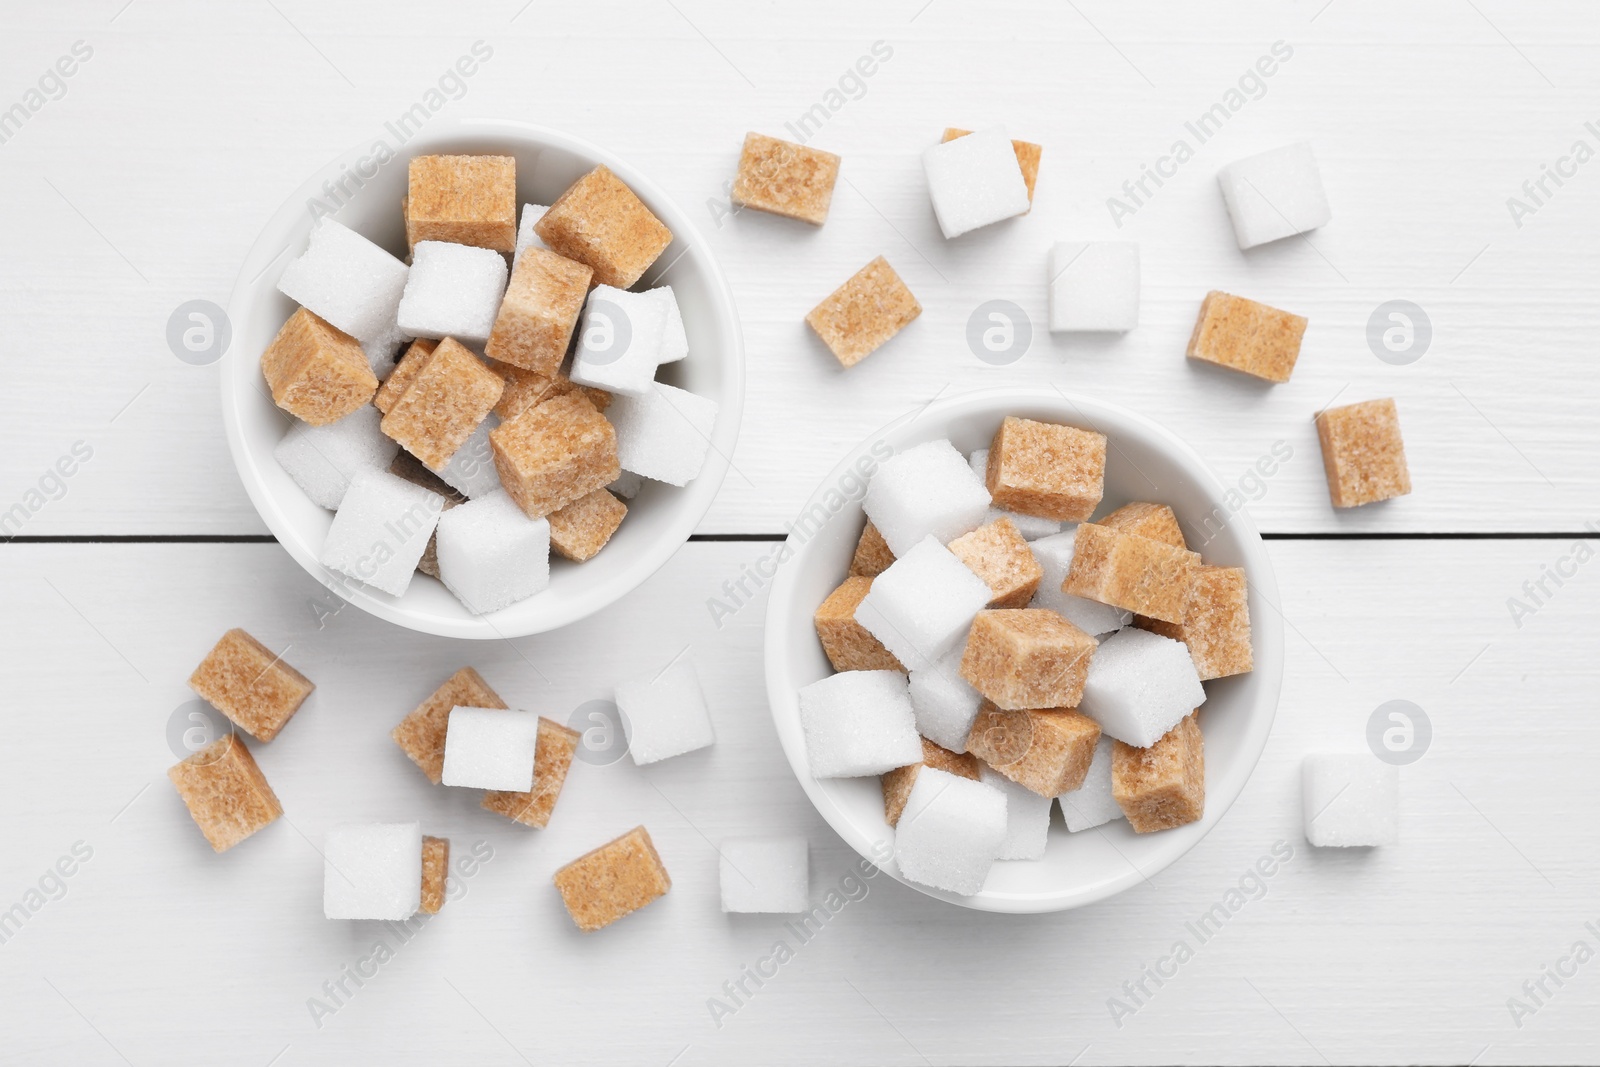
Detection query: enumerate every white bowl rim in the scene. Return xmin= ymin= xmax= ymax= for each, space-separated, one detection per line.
xmin=762 ymin=385 xmax=1285 ymax=913
xmin=222 ymin=117 xmax=744 ymax=640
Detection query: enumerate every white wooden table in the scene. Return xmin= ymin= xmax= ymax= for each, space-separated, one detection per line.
xmin=3 ymin=2 xmax=1597 ymax=1063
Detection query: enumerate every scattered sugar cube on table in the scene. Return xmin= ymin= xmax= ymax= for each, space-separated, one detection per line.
xmin=1315 ymin=398 xmax=1412 ymax=508
xmin=907 ymin=650 xmax=985 ymax=753
xmin=863 ymin=439 xmax=991 ymax=556
xmin=166 ymin=734 xmax=282 ymax=852
xmin=1058 ymin=736 xmax=1124 ymax=832
xmin=482 ymin=717 xmax=582 ymax=829
xmin=485 ymin=246 xmax=593 ymax=377
xmin=966 ymin=705 xmax=1101 ymax=796
xmin=1140 ymin=565 xmax=1253 ymax=680
xmin=981 ymin=766 xmax=1052 ymax=860
xmin=615 ymin=656 xmax=717 ymax=765
xmin=420 ymin=836 xmax=449 ymax=914
xmin=805 ymin=256 xmax=922 ymax=368
xmin=548 ymin=489 xmax=627 ymax=562
xmin=1078 ymin=628 xmax=1205 ymax=747
xmin=490 ymin=392 xmax=620 ymax=517
xmin=942 ymin=127 xmax=1041 ymax=204
xmin=552 ymin=825 xmax=672 ymax=932
xmin=396 ymin=240 xmax=509 ymax=346
xmin=391 ymin=667 xmax=507 ymax=784
xmin=1028 ymin=529 xmax=1132 ymax=636
xmin=798 ymin=670 xmax=922 ymax=777
xmin=277 ymin=217 xmax=410 ymax=345
xmin=188 ymin=628 xmax=314 ymax=742
xmin=967 ymin=450 xmax=1061 ymax=540
xmin=1113 ymin=714 xmax=1205 ymax=832
xmin=948 ymin=517 xmax=1043 ymax=608
xmin=608 ymin=382 xmax=718 ymax=487
xmin=719 ymin=836 xmax=809 ymax=913
xmin=405 ymin=154 xmax=517 ymax=253
xmin=535 ymin=164 xmax=673 ymax=289
xmin=882 ymin=738 xmax=981 ymax=826
xmin=1062 ymin=521 xmax=1198 ymax=624
xmin=319 ymin=468 xmax=446 ymax=596
xmin=569 ymin=285 xmax=673 ymax=396
xmin=1048 ymin=241 xmax=1140 ymax=332
xmin=893 ymin=767 xmax=1007 ymax=895
xmin=1187 ymin=290 xmax=1308 ymax=383
xmin=1216 ymin=141 xmax=1331 ymax=250
xmin=986 ymin=417 xmax=1106 ymax=522
xmin=323 ymin=822 xmax=423 ymax=920
xmin=960 ymin=608 xmax=1097 ymax=711
xmin=435 ymin=490 xmax=551 ymax=614
xmin=512 ymin=203 xmax=550 ymax=267
xmin=854 ymin=535 xmax=992 ymax=671
xmin=441 ymin=705 xmax=541 ymax=791
xmin=379 ymin=336 xmax=505 ymax=470
xmin=275 ymin=404 xmax=400 ymax=510
xmin=731 ymin=131 xmax=841 ymax=226
xmin=260 ymin=307 xmax=379 ymax=426
xmin=815 ymin=576 xmax=904 ymax=673
xmin=921 ymin=125 xmax=1031 ymax=238
xmin=1303 ymin=754 xmax=1399 ymax=847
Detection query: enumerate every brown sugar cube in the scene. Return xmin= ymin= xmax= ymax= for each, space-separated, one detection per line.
xmin=948 ymin=517 xmax=1042 ymax=608
xmin=966 ymin=704 xmax=1101 ymax=796
xmin=166 ymin=734 xmax=283 ymax=852
xmin=943 ymin=127 xmax=1042 ymax=204
xmin=552 ymin=825 xmax=671 ymax=932
xmin=1061 ymin=522 xmax=1198 ymax=624
xmin=814 ymin=576 xmax=904 ymax=673
xmin=387 ymin=450 xmax=466 ymax=578
xmin=484 ymin=247 xmax=594 ymax=376
xmin=1140 ymin=566 xmax=1252 ymax=680
xmin=548 ymin=489 xmax=627 ymax=562
xmin=881 ymin=738 xmax=981 ymax=827
xmin=1315 ymin=398 xmax=1412 ymax=507
xmin=1186 ymin=290 xmax=1308 ymax=384
xmin=188 ymin=628 xmax=315 ymax=742
xmin=391 ymin=667 xmax=507 ymax=784
xmin=405 ymin=154 xmax=517 ymax=253
xmin=1113 ymin=713 xmax=1204 ymax=832
xmin=534 ymin=165 xmax=673 ymax=289
xmin=1099 ymin=502 xmax=1187 ymax=549
xmin=985 ymin=416 xmax=1106 ymax=521
xmin=959 ymin=609 xmax=1096 ymax=711
xmin=848 ymin=520 xmax=896 ymax=578
xmin=375 ymin=338 xmax=439 ymax=414
xmin=420 ymin=836 xmax=449 ymax=914
xmin=260 ymin=308 xmax=378 ymax=426
xmin=490 ymin=361 xmax=611 ymax=421
xmin=482 ymin=717 xmax=582 ymax=828
xmin=731 ymin=132 xmax=842 ymax=226
xmin=379 ymin=337 xmax=505 ymax=470
xmin=805 ymin=256 xmax=921 ymax=368
xmin=489 ymin=391 xmax=619 ymax=518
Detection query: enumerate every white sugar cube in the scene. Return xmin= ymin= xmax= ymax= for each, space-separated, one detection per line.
xmin=719 ymin=836 xmax=808 ymax=913
xmin=278 ymin=218 xmax=410 ymax=344
xmin=921 ymin=126 xmax=1031 ymax=239
xmin=1217 ymin=141 xmax=1332 ymax=250
xmin=1303 ymin=755 xmax=1398 ymax=847
xmin=275 ymin=404 xmax=399 ymax=510
xmin=441 ymin=706 xmax=540 ymax=790
xmin=1079 ymin=628 xmax=1206 ymax=747
xmin=610 ymin=382 xmax=719 ymax=486
xmin=320 ymin=469 xmax=444 ymax=596
xmin=434 ymin=413 xmax=502 ymax=498
xmin=323 ymin=822 xmax=422 ymax=920
xmin=797 ymin=670 xmax=922 ymax=778
xmin=1029 ymin=529 xmax=1131 ymax=635
xmin=968 ymin=450 xmax=1060 ymax=539
xmin=894 ymin=768 xmax=1006 ymax=895
xmin=512 ymin=203 xmax=549 ymax=267
xmin=1058 ymin=736 xmax=1123 ymax=832
xmin=907 ymin=650 xmax=984 ymax=753
xmin=864 ymin=439 xmax=991 ymax=556
xmin=609 ymin=471 xmax=644 ymax=500
xmin=435 ymin=490 xmax=550 ymax=614
xmin=362 ymin=323 xmax=410 ymax=377
xmin=396 ymin=240 xmax=508 ymax=346
xmin=855 ymin=536 xmax=992 ymax=671
xmin=615 ymin=656 xmax=716 ymax=765
xmin=569 ymin=285 xmax=670 ymax=396
xmin=658 ymin=286 xmax=689 ymax=364
xmin=1048 ymin=241 xmax=1140 ymax=332
xmin=980 ymin=767 xmax=1052 ymax=861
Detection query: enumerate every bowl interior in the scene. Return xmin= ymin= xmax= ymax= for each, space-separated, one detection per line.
xmin=764 ymin=388 xmax=1284 ymax=913
xmin=224 ymin=119 xmax=741 ymax=639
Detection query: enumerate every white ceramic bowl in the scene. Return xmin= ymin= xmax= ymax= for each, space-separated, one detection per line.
xmin=763 ymin=388 xmax=1284 ymax=913
xmin=224 ymin=119 xmax=743 ymax=639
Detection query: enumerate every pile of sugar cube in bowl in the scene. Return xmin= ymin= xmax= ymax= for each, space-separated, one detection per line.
xmin=167 ymin=125 xmax=1411 ymax=932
